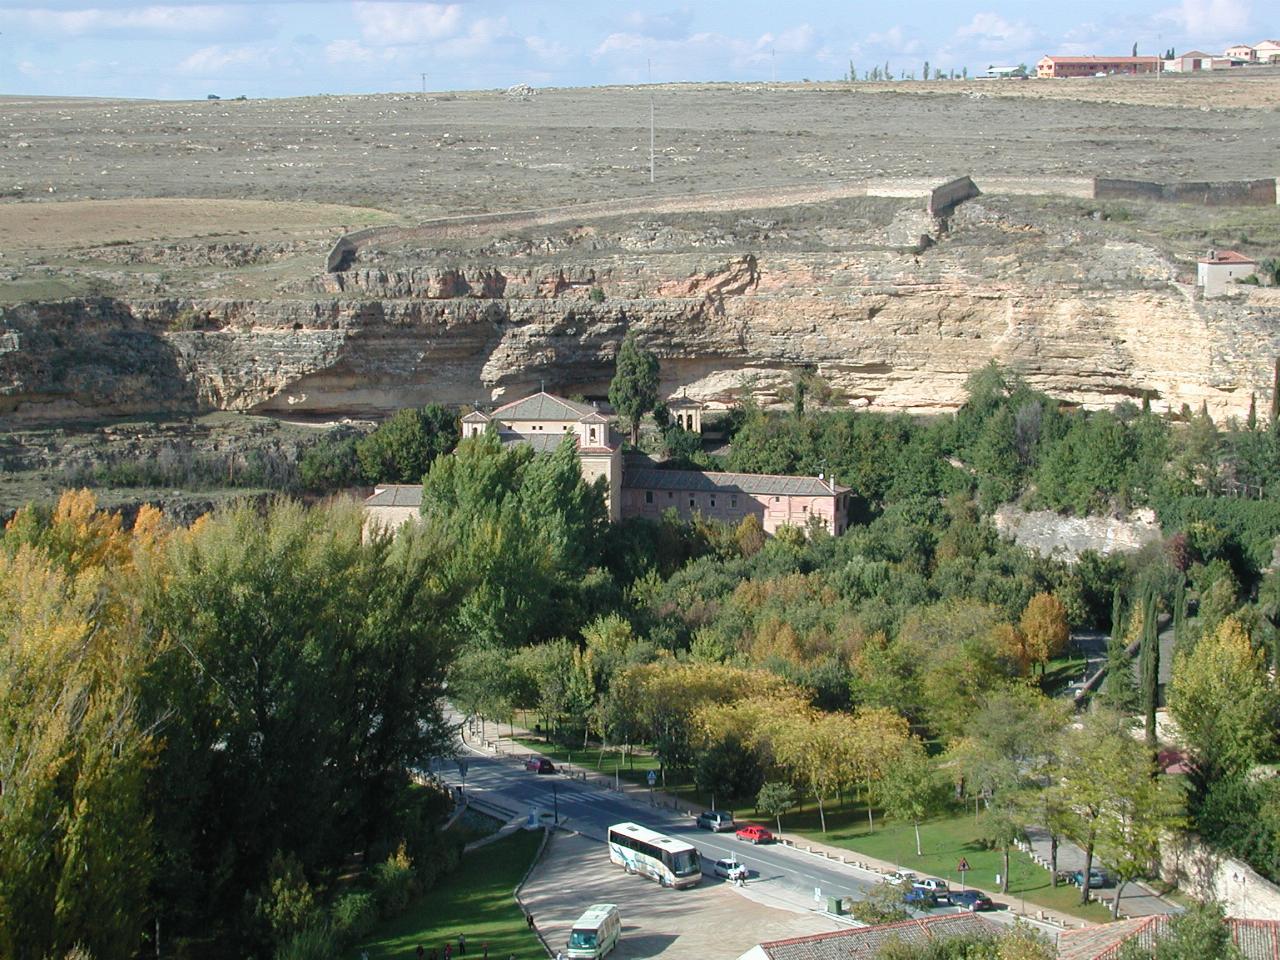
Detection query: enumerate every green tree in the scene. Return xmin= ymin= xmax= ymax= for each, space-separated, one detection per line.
xmin=1052 ymin=709 xmax=1160 ymax=906
xmin=608 ymin=332 xmax=660 ymax=445
xmin=1168 ymin=615 xmax=1279 ymax=785
xmin=1114 ymin=900 xmax=1244 ymax=960
xmin=880 ymin=738 xmax=947 ymax=857
xmin=356 ymin=404 xmax=459 ymax=484
xmin=757 ymin=781 xmax=796 ymax=838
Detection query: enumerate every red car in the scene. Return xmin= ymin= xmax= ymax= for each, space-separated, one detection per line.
xmin=735 ymin=824 xmax=774 ymax=844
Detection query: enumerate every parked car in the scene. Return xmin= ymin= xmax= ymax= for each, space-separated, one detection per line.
xmin=713 ymin=858 xmax=747 ymax=881
xmin=525 ymin=757 xmax=556 ymax=774
xmin=914 ymin=878 xmax=950 ymax=901
xmin=903 ymin=886 xmax=938 ymax=908
xmin=735 ymin=824 xmax=774 ymax=844
xmin=1072 ymin=868 xmax=1112 ymax=889
xmin=696 ymin=810 xmax=736 ymax=832
xmin=950 ymin=890 xmax=994 ymax=912
xmin=886 ymin=871 xmax=918 ymax=887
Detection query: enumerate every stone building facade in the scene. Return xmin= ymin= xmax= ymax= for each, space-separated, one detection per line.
xmin=364 ymin=392 xmax=850 ymax=536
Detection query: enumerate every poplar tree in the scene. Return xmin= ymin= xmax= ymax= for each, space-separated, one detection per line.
xmin=1139 ymin=587 xmax=1160 ymax=750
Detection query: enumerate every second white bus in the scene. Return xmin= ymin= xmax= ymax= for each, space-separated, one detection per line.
xmin=607 ymin=822 xmax=702 ymax=888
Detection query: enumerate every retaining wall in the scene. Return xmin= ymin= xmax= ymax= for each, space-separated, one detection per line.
xmin=1095 ymin=177 xmax=1278 ymax=207
xmin=1161 ymin=833 xmax=1280 ymax=920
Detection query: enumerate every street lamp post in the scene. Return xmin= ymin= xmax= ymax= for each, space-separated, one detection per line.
xmin=552 ymin=782 xmax=559 ymax=825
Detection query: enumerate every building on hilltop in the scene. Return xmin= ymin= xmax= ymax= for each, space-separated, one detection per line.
xmin=365 ymin=390 xmax=850 ymax=537
xmin=1197 ymin=249 xmax=1257 ymax=298
xmin=1036 ymin=56 xmax=1162 ymax=78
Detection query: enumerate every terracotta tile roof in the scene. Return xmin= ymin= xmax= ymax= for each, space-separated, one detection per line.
xmin=1058 ymin=916 xmax=1280 ymax=960
xmin=499 ymin=431 xmax=618 ymax=454
xmin=1230 ymin=918 xmax=1280 ymax=958
xmin=1200 ymin=250 xmax=1257 ymax=265
xmin=491 ymin=391 xmax=596 ymax=422
xmin=756 ymin=914 xmax=1001 ymax=960
xmin=1039 ymin=56 xmax=1161 ymax=63
xmin=624 ymin=467 xmax=850 ymax=497
xmin=1178 ymin=50 xmax=1215 ymax=58
xmin=364 ymin=485 xmax=423 ymax=508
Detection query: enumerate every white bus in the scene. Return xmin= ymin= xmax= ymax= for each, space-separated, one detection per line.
xmin=566 ymin=903 xmax=621 ymax=959
xmin=607 ymin=822 xmax=702 ymax=888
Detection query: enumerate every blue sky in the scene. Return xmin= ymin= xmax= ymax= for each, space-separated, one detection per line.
xmin=0 ymin=0 xmax=1267 ymax=100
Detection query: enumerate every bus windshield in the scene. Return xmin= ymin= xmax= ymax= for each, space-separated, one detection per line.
xmin=568 ymin=931 xmax=597 ymax=949
xmin=670 ymin=849 xmax=701 ymax=876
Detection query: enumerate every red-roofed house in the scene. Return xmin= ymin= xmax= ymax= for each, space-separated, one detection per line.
xmin=736 ymin=913 xmax=1003 ymax=960
xmin=1197 ymin=249 xmax=1257 ymax=298
xmin=1058 ymin=914 xmax=1280 ymax=960
xmin=1224 ymin=43 xmax=1257 ymax=62
xmin=1036 ymin=56 xmax=1162 ymax=78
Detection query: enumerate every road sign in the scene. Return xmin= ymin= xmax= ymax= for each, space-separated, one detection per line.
xmin=647 ymin=770 xmax=657 ymax=786
xmin=957 ymin=858 xmax=970 ymax=873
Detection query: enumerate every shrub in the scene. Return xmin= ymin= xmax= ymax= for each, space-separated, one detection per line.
xmin=330 ymin=891 xmax=378 ymax=946
xmin=298 ymin=435 xmax=361 ymax=492
xmin=274 ymin=925 xmax=338 ymax=960
xmin=372 ymin=843 xmax=415 ymax=917
xmin=589 ymin=286 xmax=605 ymax=303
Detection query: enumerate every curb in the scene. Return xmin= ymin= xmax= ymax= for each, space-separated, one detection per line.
xmin=514 ymin=826 xmax=556 ymax=959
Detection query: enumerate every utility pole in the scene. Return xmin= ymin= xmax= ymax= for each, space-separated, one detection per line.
xmin=421 ymin=72 xmax=427 ymax=93
xmin=772 ymin=47 xmax=776 ymax=84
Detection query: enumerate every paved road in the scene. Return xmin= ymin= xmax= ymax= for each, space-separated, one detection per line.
xmin=430 ymin=720 xmax=1065 ymax=938
xmin=433 ymin=747 xmax=877 ymax=909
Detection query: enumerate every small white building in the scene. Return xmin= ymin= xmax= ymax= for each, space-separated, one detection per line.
xmin=1255 ymin=40 xmax=1280 ymax=63
xmin=1165 ymin=50 xmax=1225 ymax=72
xmin=1223 ymin=43 xmax=1257 ymax=62
xmin=1197 ymin=249 xmax=1257 ymax=298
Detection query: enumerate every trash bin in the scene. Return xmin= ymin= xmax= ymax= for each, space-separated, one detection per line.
xmin=826 ymin=896 xmax=844 ymax=915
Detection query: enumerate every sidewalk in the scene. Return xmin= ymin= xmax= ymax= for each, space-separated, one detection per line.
xmin=455 ymin=713 xmax=1174 ymax=931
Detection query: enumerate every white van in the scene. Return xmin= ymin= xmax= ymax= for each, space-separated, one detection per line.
xmin=566 ymin=903 xmax=621 ymax=960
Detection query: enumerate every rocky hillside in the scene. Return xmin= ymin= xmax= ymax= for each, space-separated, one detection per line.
xmin=2 ymin=195 xmax=1278 ymax=424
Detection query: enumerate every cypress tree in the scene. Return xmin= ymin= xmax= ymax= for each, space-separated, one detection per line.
xmin=1139 ymin=588 xmax=1160 ymax=750
xmin=1172 ymin=574 xmax=1187 ymax=655
xmin=1247 ymin=392 xmax=1258 ymax=431
xmin=1270 ymin=357 xmax=1280 ymax=435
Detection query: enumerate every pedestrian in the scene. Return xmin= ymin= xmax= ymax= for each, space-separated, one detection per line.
xmin=417 ymin=946 xmax=425 ymax=960
xmin=444 ymin=943 xmax=453 ymax=960
xmin=526 ymin=914 xmax=535 ymax=930
xmin=481 ymin=943 xmax=489 ymax=960
xmin=556 ymin=952 xmax=564 ymax=960
xmin=458 ymin=933 xmax=467 ymax=956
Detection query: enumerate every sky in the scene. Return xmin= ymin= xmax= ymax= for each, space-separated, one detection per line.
xmin=0 ymin=0 xmax=1269 ymax=100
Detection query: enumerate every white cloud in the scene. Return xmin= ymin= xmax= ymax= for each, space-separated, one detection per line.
xmin=12 ymin=4 xmax=245 ymax=35
xmin=620 ymin=10 xmax=694 ymax=41
xmin=1159 ymin=0 xmax=1252 ymax=38
xmin=864 ymin=26 xmax=922 ymax=56
xmin=955 ymin=12 xmax=1037 ymax=49
xmin=758 ymin=25 xmax=817 ymax=55
xmin=355 ymin=2 xmax=464 ymax=46
xmin=178 ymin=43 xmax=262 ymax=73
xmin=524 ymin=35 xmax=568 ymax=61
xmin=325 ymin=39 xmax=382 ymax=63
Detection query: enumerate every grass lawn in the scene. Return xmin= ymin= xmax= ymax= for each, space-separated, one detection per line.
xmin=728 ymin=796 xmax=1114 ymax=924
xmin=356 ymin=830 xmax=545 ymax=960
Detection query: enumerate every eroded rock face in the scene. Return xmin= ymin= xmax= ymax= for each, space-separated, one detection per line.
xmin=2 ymin=199 xmax=1278 ymax=424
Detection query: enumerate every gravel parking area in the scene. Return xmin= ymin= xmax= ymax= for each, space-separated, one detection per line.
xmin=520 ymin=832 xmax=842 ymax=960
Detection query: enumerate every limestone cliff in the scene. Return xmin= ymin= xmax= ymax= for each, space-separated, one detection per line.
xmin=2 ymin=196 xmax=1277 ymax=424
